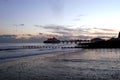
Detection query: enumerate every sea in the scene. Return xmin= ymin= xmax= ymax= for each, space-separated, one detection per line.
xmin=1 ymin=43 xmax=120 ymax=79
xmin=1 ymin=43 xmax=120 ymax=61
xmin=0 ymin=43 xmax=78 ymax=60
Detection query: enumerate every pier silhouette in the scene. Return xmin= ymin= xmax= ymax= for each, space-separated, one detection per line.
xmin=43 ymin=32 xmax=120 ymax=49
xmin=2 ymin=32 xmax=120 ymax=51
xmin=77 ymin=32 xmax=120 ymax=48
xmin=44 ymin=37 xmax=91 ymax=44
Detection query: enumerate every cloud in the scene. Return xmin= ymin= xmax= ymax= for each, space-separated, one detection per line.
xmin=34 ymin=25 xmax=42 ymax=27
xmin=92 ymin=32 xmax=117 ymax=35
xmin=1 ymin=24 xmax=119 ymax=43
xmin=20 ymin=24 xmax=24 ymax=26
xmin=95 ymin=36 xmax=114 ymax=39
xmin=52 ymin=31 xmax=72 ymax=36
xmin=99 ymin=28 xmax=117 ymax=32
xmin=34 ymin=24 xmax=118 ymax=39
xmin=0 ymin=29 xmax=118 ymax=43
xmin=0 ymin=34 xmax=46 ymax=43
xmin=0 ymin=35 xmax=17 ymax=43
xmin=41 ymin=24 xmax=72 ymax=31
xmin=21 ymin=34 xmax=33 ymax=36
xmin=40 ymin=24 xmax=79 ymax=36
xmin=0 ymin=35 xmax=17 ymax=38
xmin=93 ymin=27 xmax=117 ymax=32
xmin=57 ymin=35 xmax=92 ymax=40
xmin=39 ymin=25 xmax=95 ymax=38
xmin=90 ymin=28 xmax=118 ymax=37
xmin=39 ymin=33 xmax=43 ymax=35
xmin=13 ymin=24 xmax=25 ymax=27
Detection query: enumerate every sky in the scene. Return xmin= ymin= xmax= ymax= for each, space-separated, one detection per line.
xmin=0 ymin=0 xmax=120 ymax=42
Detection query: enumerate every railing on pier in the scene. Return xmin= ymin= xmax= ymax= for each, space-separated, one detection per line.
xmin=60 ymin=40 xmax=91 ymax=44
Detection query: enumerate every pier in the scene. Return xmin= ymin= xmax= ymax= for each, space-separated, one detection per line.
xmin=22 ymin=40 xmax=91 ymax=49
xmin=60 ymin=40 xmax=91 ymax=44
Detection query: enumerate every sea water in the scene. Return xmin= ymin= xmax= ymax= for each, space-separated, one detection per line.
xmin=0 ymin=43 xmax=78 ymax=60
xmin=0 ymin=43 xmax=120 ymax=79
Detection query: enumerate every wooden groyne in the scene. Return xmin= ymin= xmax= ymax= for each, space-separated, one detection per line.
xmin=22 ymin=45 xmax=76 ymax=49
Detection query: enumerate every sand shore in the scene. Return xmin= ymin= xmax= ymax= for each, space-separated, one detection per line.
xmin=0 ymin=49 xmax=120 ymax=80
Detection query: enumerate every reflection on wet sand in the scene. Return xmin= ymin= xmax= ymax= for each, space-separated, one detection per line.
xmin=0 ymin=49 xmax=120 ymax=80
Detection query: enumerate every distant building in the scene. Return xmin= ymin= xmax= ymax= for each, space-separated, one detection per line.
xmin=91 ymin=38 xmax=105 ymax=43
xmin=43 ymin=37 xmax=60 ymax=43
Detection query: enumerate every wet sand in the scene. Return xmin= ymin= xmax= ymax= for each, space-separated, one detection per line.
xmin=0 ymin=49 xmax=120 ymax=80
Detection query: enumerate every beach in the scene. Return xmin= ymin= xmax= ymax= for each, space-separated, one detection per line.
xmin=0 ymin=49 xmax=120 ymax=80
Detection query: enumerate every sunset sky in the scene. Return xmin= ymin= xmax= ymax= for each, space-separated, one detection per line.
xmin=0 ymin=0 xmax=120 ymax=42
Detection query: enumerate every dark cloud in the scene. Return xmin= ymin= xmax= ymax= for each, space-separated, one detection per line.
xmin=39 ymin=33 xmax=43 ymax=35
xmin=35 ymin=24 xmax=116 ymax=39
xmin=0 ymin=31 xmax=117 ymax=43
xmin=58 ymin=36 xmax=76 ymax=40
xmin=39 ymin=24 xmax=77 ymax=36
xmin=52 ymin=31 xmax=72 ymax=36
xmin=27 ymin=34 xmax=32 ymax=36
xmin=34 ymin=25 xmax=42 ymax=27
xmin=90 ymin=28 xmax=118 ymax=38
xmin=20 ymin=24 xmax=24 ymax=26
xmin=1 ymin=24 xmax=118 ymax=43
xmin=95 ymin=36 xmax=114 ymax=39
xmin=21 ymin=34 xmax=33 ymax=36
xmin=92 ymin=32 xmax=117 ymax=35
xmin=0 ymin=34 xmax=45 ymax=43
xmin=42 ymin=25 xmax=61 ymax=30
xmin=78 ymin=35 xmax=92 ymax=39
xmin=100 ymin=28 xmax=116 ymax=32
xmin=13 ymin=24 xmax=25 ymax=27
xmin=57 ymin=35 xmax=92 ymax=40
xmin=0 ymin=35 xmax=17 ymax=38
xmin=94 ymin=28 xmax=117 ymax=32
xmin=35 ymin=24 xmax=73 ymax=31
xmin=35 ymin=24 xmax=119 ymax=39
xmin=0 ymin=35 xmax=17 ymax=43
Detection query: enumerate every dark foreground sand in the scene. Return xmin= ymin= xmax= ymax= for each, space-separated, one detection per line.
xmin=0 ymin=49 xmax=120 ymax=80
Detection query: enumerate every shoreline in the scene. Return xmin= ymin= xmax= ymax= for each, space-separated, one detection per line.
xmin=0 ymin=48 xmax=81 ymax=61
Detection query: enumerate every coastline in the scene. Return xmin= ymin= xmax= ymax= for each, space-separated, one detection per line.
xmin=0 ymin=49 xmax=120 ymax=80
